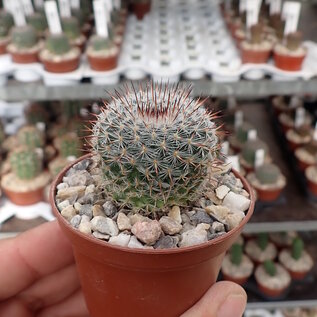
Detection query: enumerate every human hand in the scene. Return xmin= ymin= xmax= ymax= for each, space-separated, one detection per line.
xmin=0 ymin=221 xmax=246 ymax=317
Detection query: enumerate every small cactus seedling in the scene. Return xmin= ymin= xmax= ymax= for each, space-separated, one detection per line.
xmin=0 ymin=10 xmax=14 ymax=37
xmin=286 ymin=32 xmax=302 ymax=51
xmin=264 ymin=260 xmax=276 ymax=276
xmin=17 ymin=125 xmax=44 ymax=149
xmin=57 ymin=132 xmax=81 ymax=158
xmin=230 ymin=243 xmax=243 ymax=266
xmin=250 ymin=23 xmax=262 ymax=45
xmin=10 ymin=147 xmax=42 ymax=180
xmin=27 ymin=12 xmax=47 ymax=34
xmin=92 ymin=82 xmax=221 ymax=211
xmin=90 ymin=34 xmax=114 ymax=51
xmin=11 ymin=25 xmax=38 ymax=49
xmin=255 ymin=163 xmax=280 ymax=185
xmin=257 ymin=233 xmax=269 ymax=251
xmin=292 ymin=237 xmax=304 ymax=260
xmin=236 ymin=122 xmax=254 ymax=144
xmin=46 ymin=33 xmax=71 ymax=55
xmin=62 ymin=17 xmax=81 ymax=40
xmin=242 ymin=140 xmax=268 ymax=166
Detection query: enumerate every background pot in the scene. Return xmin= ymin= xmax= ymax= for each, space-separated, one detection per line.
xmin=241 ymin=47 xmax=271 ymax=64
xmin=11 ymin=51 xmax=39 ymax=64
xmin=41 ymin=56 xmax=80 ymax=73
xmin=132 ymin=2 xmax=151 ymax=20
xmin=222 ymin=272 xmax=249 ymax=285
xmin=273 ymin=51 xmax=306 ymax=71
xmin=50 ymin=154 xmax=254 ymax=317
xmin=253 ymin=184 xmax=284 ymax=202
xmin=87 ymin=54 xmax=118 ymax=71
xmin=3 ymin=186 xmax=44 ymax=205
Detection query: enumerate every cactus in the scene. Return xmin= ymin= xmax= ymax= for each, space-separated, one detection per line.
xmin=230 ymin=243 xmax=243 ymax=266
xmin=62 ymin=17 xmax=81 ymax=40
xmin=56 ymin=132 xmax=81 ymax=158
xmin=263 ymin=260 xmax=276 ymax=277
xmin=92 ymin=82 xmax=221 ymax=211
xmin=11 ymin=25 xmax=38 ymax=49
xmin=241 ymin=139 xmax=268 ymax=166
xmin=25 ymin=103 xmax=49 ymax=125
xmin=27 ymin=12 xmax=47 ymax=34
xmin=236 ymin=122 xmax=254 ymax=144
xmin=292 ymin=237 xmax=304 ymax=260
xmin=10 ymin=147 xmax=42 ymax=180
xmin=17 ymin=125 xmax=44 ymax=149
xmin=250 ymin=23 xmax=263 ymax=45
xmin=46 ymin=33 xmax=71 ymax=55
xmin=255 ymin=163 xmax=280 ymax=185
xmin=286 ymin=32 xmax=302 ymax=51
xmin=90 ymin=34 xmax=113 ymax=51
xmin=0 ymin=121 xmax=5 ymax=145
xmin=257 ymin=233 xmax=269 ymax=251
xmin=0 ymin=10 xmax=14 ymax=37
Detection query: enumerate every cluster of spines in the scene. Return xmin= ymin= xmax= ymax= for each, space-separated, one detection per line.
xmin=17 ymin=125 xmax=44 ymax=149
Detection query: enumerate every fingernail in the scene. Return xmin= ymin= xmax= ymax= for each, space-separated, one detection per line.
xmin=217 ymin=294 xmax=246 ymax=317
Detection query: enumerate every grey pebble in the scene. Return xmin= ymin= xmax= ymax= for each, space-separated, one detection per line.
xmin=79 ymin=204 xmax=93 ymax=219
xmin=77 ymin=193 xmax=95 ymax=204
xmin=154 ymin=235 xmax=179 ymax=249
xmin=103 ymin=201 xmax=117 ymax=217
xmin=190 ymin=210 xmax=213 ymax=226
xmin=57 ymin=200 xmax=70 ymax=211
xmin=73 ymin=159 xmax=91 ymax=171
xmin=70 ymin=215 xmax=82 ymax=228
xmin=93 ymin=232 xmax=110 ymax=240
xmin=91 ymin=216 xmax=119 ymax=236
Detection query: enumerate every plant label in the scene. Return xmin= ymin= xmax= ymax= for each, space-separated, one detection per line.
xmin=34 ymin=0 xmax=44 ymax=9
xmin=11 ymin=0 xmax=27 ymax=26
xmin=93 ymin=0 xmax=109 ymax=37
xmin=45 ymin=1 xmax=62 ymax=34
xmin=248 ymin=129 xmax=257 ymax=141
xmin=234 ymin=110 xmax=243 ymax=129
xmin=21 ymin=0 xmax=34 ymax=16
xmin=239 ymin=0 xmax=246 ymax=13
xmin=246 ymin=0 xmax=262 ymax=28
xmin=228 ymin=96 xmax=237 ymax=110
xmin=295 ymin=107 xmax=305 ymax=128
xmin=282 ymin=1 xmax=301 ymax=35
xmin=102 ymin=0 xmax=111 ymax=22
xmin=58 ymin=0 xmax=71 ymax=18
xmin=36 ymin=122 xmax=46 ymax=132
xmin=226 ymin=155 xmax=240 ymax=172
xmin=70 ymin=0 xmax=80 ymax=9
xmin=270 ymin=0 xmax=281 ymax=15
xmin=3 ymin=0 xmax=12 ymax=12
xmin=313 ymin=122 xmax=317 ymax=141
xmin=255 ymin=149 xmax=265 ymax=168
xmin=221 ymin=141 xmax=229 ymax=156
xmin=114 ymin=0 xmax=121 ymax=9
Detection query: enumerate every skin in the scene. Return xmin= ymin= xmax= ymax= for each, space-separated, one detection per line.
xmin=0 ymin=221 xmax=247 ymax=317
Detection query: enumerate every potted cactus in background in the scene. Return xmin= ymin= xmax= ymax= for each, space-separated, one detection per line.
xmin=26 ymin=11 xmax=47 ymax=37
xmin=17 ymin=125 xmax=45 ymax=149
xmin=131 ymin=0 xmax=151 ymax=20
xmin=61 ymin=16 xmax=86 ymax=51
xmin=50 ymin=82 xmax=254 ymax=317
xmin=0 ymin=10 xmax=14 ymax=54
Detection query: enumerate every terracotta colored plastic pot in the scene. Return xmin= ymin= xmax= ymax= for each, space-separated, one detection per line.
xmin=41 ymin=56 xmax=80 ymax=73
xmin=295 ymin=156 xmax=313 ymax=172
xmin=0 ymin=42 xmax=7 ymax=55
xmin=241 ymin=47 xmax=271 ymax=64
xmin=87 ymin=54 xmax=118 ymax=71
xmin=11 ymin=50 xmax=39 ymax=64
xmin=274 ymin=51 xmax=306 ymax=71
xmin=287 ymin=268 xmax=310 ymax=280
xmin=3 ymin=186 xmax=44 ymax=206
xmin=132 ymin=2 xmax=151 ymax=20
xmin=252 ymin=184 xmax=283 ymax=202
xmin=50 ymin=154 xmax=254 ymax=317
xmin=306 ymin=177 xmax=317 ymax=196
xmin=257 ymin=281 xmax=289 ymax=298
xmin=222 ymin=272 xmax=249 ymax=285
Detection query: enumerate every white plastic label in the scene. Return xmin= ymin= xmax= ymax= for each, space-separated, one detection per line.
xmin=221 ymin=141 xmax=229 ymax=156
xmin=34 ymin=0 xmax=44 ymax=9
xmin=3 ymin=0 xmax=12 ymax=12
xmin=313 ymin=122 xmax=317 ymax=141
xmin=246 ymin=0 xmax=262 ymax=28
xmin=234 ymin=110 xmax=243 ymax=129
xmin=70 ymin=0 xmax=80 ymax=9
xmin=36 ymin=122 xmax=46 ymax=132
xmin=45 ymin=1 xmax=62 ymax=34
xmin=270 ymin=0 xmax=281 ymax=15
xmin=226 ymin=155 xmax=240 ymax=172
xmin=105 ymin=0 xmax=113 ymax=12
xmin=295 ymin=107 xmax=305 ymax=128
xmin=20 ymin=0 xmax=34 ymax=16
xmin=255 ymin=149 xmax=265 ymax=168
xmin=239 ymin=0 xmax=246 ymax=13
xmin=11 ymin=0 xmax=26 ymax=26
xmin=282 ymin=1 xmax=301 ymax=35
xmin=102 ymin=0 xmax=111 ymax=23
xmin=114 ymin=0 xmax=121 ymax=9
xmin=93 ymin=0 xmax=108 ymax=37
xmin=248 ymin=129 xmax=257 ymax=141
xmin=58 ymin=0 xmax=71 ymax=18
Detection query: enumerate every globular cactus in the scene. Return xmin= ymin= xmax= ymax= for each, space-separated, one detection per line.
xmin=241 ymin=139 xmax=268 ymax=166
xmin=250 ymin=23 xmax=263 ymax=45
xmin=17 ymin=125 xmax=44 ymax=149
xmin=11 ymin=25 xmax=38 ymax=49
xmin=255 ymin=163 xmax=280 ymax=185
xmin=62 ymin=100 xmax=82 ymax=119
xmin=62 ymin=17 xmax=81 ymax=40
xmin=230 ymin=243 xmax=243 ymax=266
xmin=25 ymin=103 xmax=49 ymax=125
xmin=27 ymin=12 xmax=47 ymax=34
xmin=0 ymin=10 xmax=14 ymax=37
xmin=292 ymin=237 xmax=304 ymax=260
xmin=286 ymin=32 xmax=302 ymax=51
xmin=10 ymin=147 xmax=42 ymax=180
xmin=56 ymin=132 xmax=81 ymax=158
xmin=236 ymin=122 xmax=254 ymax=144
xmin=257 ymin=233 xmax=269 ymax=251
xmin=46 ymin=33 xmax=71 ymax=55
xmin=90 ymin=35 xmax=113 ymax=51
xmin=92 ymin=82 xmax=221 ymax=211
xmin=264 ymin=260 xmax=276 ymax=277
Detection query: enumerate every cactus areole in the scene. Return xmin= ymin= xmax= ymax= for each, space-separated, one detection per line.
xmin=92 ymin=82 xmax=221 ymax=212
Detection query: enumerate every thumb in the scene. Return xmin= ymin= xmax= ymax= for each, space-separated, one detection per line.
xmin=181 ymin=281 xmax=247 ymax=317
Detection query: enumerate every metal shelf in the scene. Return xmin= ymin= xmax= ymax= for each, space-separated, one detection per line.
xmin=247 ymin=300 xmax=317 ymax=310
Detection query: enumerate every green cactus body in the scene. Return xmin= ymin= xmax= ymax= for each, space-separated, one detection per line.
xmin=241 ymin=140 xmax=268 ymax=166
xmin=58 ymin=133 xmax=81 ymax=158
xmin=92 ymin=82 xmax=221 ymax=211
xmin=0 ymin=122 xmax=5 ymax=145
xmin=11 ymin=25 xmax=38 ymax=49
xmin=292 ymin=237 xmax=304 ymax=260
xmin=236 ymin=122 xmax=254 ymax=144
xmin=263 ymin=260 xmax=276 ymax=276
xmin=27 ymin=12 xmax=47 ymax=34
xmin=90 ymin=35 xmax=113 ymax=52
xmin=46 ymin=34 xmax=71 ymax=55
xmin=255 ymin=163 xmax=280 ymax=185
xmin=0 ymin=10 xmax=14 ymax=37
xmin=17 ymin=125 xmax=44 ymax=149
xmin=10 ymin=148 xmax=42 ymax=180
xmin=230 ymin=243 xmax=243 ymax=266
xmin=71 ymin=8 xmax=86 ymax=27
xmin=62 ymin=17 xmax=81 ymax=40
xmin=286 ymin=32 xmax=302 ymax=51
xmin=257 ymin=233 xmax=269 ymax=251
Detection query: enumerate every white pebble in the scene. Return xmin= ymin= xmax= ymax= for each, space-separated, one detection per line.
xmin=109 ymin=233 xmax=131 ymax=247
xmin=215 ymin=185 xmax=230 ymax=200
xmin=223 ymin=191 xmax=251 ymax=213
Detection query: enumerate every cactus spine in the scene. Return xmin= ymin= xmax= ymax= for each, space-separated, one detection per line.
xmin=264 ymin=260 xmax=276 ymax=277
xmin=11 ymin=26 xmax=38 ymax=49
xmin=46 ymin=34 xmax=71 ymax=55
xmin=257 ymin=233 xmax=269 ymax=251
xmin=230 ymin=243 xmax=243 ymax=266
xmin=17 ymin=125 xmax=44 ymax=149
xmin=255 ymin=163 xmax=280 ymax=185
xmin=92 ymin=82 xmax=221 ymax=211
xmin=292 ymin=237 xmax=304 ymax=260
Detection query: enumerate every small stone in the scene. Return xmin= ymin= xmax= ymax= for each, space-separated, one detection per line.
xmin=205 ymin=191 xmax=222 ymax=205
xmin=117 ymin=212 xmax=132 ymax=231
xmin=77 ymin=193 xmax=95 ymax=204
xmin=131 ymin=220 xmax=162 ymax=245
xmin=57 ymin=182 xmax=69 ymax=190
xmin=70 ymin=215 xmax=82 ymax=228
xmin=211 ymin=221 xmax=225 ymax=233
xmin=91 ymin=216 xmax=119 ymax=236
xmin=222 ymin=192 xmax=250 ymax=213
xmin=180 ymin=222 xmax=195 ymax=234
xmin=67 ymin=194 xmax=78 ymax=205
xmin=205 ymin=205 xmax=231 ymax=220
xmin=190 ymin=210 xmax=213 ymax=225
xmin=61 ymin=205 xmax=76 ymax=221
xmin=103 ymin=201 xmax=117 ymax=217
xmin=79 ymin=204 xmax=93 ymax=219
xmin=109 ymin=233 xmax=131 ymax=247
xmin=92 ymin=205 xmax=105 ymax=217
xmin=179 ymin=223 xmax=210 ymax=247
xmin=154 ymin=235 xmax=179 ymax=249
xmin=215 ymin=185 xmax=230 ymax=200
xmin=196 ymin=198 xmax=208 ymax=208
xmin=181 ymin=213 xmax=190 ymax=224
xmin=85 ymin=184 xmax=95 ymax=195
xmin=93 ymin=232 xmax=110 ymax=240
xmin=78 ymin=221 xmax=92 ymax=235
xmin=81 ymin=215 xmax=91 ymax=223
xmin=64 ymin=170 xmax=92 ymax=187
xmin=127 ymin=236 xmax=145 ymax=249
xmin=57 ymin=200 xmax=70 ymax=211
xmin=226 ymin=211 xmax=245 ymax=230
xmin=168 ymin=206 xmax=182 ymax=224
xmin=159 ymin=216 xmax=182 ymax=235
xmin=74 ymin=202 xmax=82 ymax=212
xmin=73 ymin=159 xmax=91 ymax=171
xmin=208 ymin=232 xmax=226 ymax=241
xmin=128 ymin=213 xmax=151 ymax=225
xmin=57 ymin=186 xmax=86 ymax=201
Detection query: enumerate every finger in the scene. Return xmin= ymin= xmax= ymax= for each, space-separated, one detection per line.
xmin=0 ymin=221 xmax=74 ymax=300
xmin=181 ymin=281 xmax=247 ymax=317
xmin=37 ymin=289 xmax=89 ymax=317
xmin=18 ymin=264 xmax=80 ymax=311
xmin=0 ymin=298 xmax=33 ymax=317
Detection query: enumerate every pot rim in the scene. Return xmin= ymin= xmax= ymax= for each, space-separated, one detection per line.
xmin=50 ymin=153 xmax=255 ymax=255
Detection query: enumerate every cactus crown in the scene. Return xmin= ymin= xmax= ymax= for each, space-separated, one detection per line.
xmin=292 ymin=237 xmax=304 ymax=260
xmin=57 ymin=133 xmax=81 ymax=158
xmin=257 ymin=233 xmax=269 ymax=251
xmin=10 ymin=147 xmax=42 ymax=180
xmin=11 ymin=25 xmax=38 ymax=49
xmin=90 ymin=34 xmax=113 ymax=51
xmin=0 ymin=10 xmax=14 ymax=37
xmin=255 ymin=163 xmax=280 ymax=185
xmin=27 ymin=12 xmax=47 ymax=34
xmin=263 ymin=260 xmax=276 ymax=276
xmin=230 ymin=243 xmax=243 ymax=266
xmin=17 ymin=125 xmax=44 ymax=149
xmin=286 ymin=32 xmax=302 ymax=51
xmin=236 ymin=122 xmax=254 ymax=144
xmin=92 ymin=82 xmax=221 ymax=211
xmin=242 ymin=139 xmax=268 ymax=166
xmin=250 ymin=23 xmax=263 ymax=45
xmin=62 ymin=17 xmax=81 ymax=40
xmin=46 ymin=33 xmax=71 ymax=55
